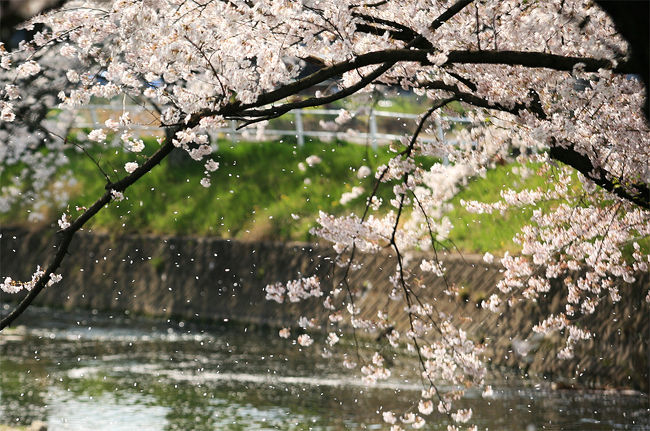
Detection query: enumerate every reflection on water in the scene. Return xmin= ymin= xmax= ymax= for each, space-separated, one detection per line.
xmin=1 ymin=306 xmax=648 ymax=430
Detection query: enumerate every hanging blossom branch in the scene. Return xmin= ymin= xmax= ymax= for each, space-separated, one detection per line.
xmin=294 ymin=98 xmax=488 ymax=426
xmin=388 ymin=99 xmax=486 ymax=416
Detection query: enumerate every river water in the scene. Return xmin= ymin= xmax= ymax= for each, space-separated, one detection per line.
xmin=0 ymin=306 xmax=648 ymax=430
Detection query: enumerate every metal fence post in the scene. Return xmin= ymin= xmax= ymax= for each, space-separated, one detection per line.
xmin=295 ymin=109 xmax=304 ymax=147
xmin=230 ymin=120 xmax=237 ymax=143
xmin=369 ymin=110 xmax=378 ymax=151
xmin=437 ymin=119 xmax=448 ymax=165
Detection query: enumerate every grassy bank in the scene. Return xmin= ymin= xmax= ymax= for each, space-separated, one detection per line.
xmin=5 ymin=138 xmax=396 ymax=241
xmin=3 ymin=137 xmax=553 ymax=253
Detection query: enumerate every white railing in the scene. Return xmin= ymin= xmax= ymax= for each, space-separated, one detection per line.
xmin=73 ymin=103 xmax=475 ymax=150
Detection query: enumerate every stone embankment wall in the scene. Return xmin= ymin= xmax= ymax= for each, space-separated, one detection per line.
xmin=1 ymin=226 xmax=648 ymax=392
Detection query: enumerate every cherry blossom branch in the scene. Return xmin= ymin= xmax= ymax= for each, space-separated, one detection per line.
xmin=430 ymin=0 xmax=475 ymax=31
xmin=415 ymin=80 xmax=649 ymax=208
xmin=336 ymin=97 xmax=466 ymax=415
xmin=353 ymin=0 xmax=474 ymax=47
xmin=0 ymin=133 xmax=177 ymax=330
xmin=549 ymin=142 xmax=650 ymax=210
xmin=214 ymin=45 xmax=626 ymax=122
xmin=389 ymin=201 xmax=457 ymax=418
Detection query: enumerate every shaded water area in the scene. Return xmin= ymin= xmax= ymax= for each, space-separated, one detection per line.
xmin=1 ymin=306 xmax=648 ymax=430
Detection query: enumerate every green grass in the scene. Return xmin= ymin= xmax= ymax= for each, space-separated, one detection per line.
xmin=445 ymin=164 xmax=650 ymax=255
xmin=7 ymin=137 xmax=395 ymax=241
xmin=374 ymin=97 xmax=467 ymax=116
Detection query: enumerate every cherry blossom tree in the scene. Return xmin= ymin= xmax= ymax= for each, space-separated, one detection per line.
xmin=1 ymin=0 xmax=648 ymax=429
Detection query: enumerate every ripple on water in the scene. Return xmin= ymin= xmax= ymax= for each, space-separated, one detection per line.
xmin=45 ymin=388 xmax=168 ymax=431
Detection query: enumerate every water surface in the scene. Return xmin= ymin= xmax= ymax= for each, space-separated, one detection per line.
xmin=1 ymin=306 xmax=648 ymax=430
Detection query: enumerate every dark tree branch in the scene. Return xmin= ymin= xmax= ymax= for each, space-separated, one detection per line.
xmin=352 ymin=11 xmax=431 ymax=48
xmin=549 ymin=143 xmax=650 ymax=210
xmin=212 ymin=47 xmax=628 ymax=122
xmin=404 ymin=97 xmax=458 ymax=157
xmin=444 ymin=49 xmax=629 ymax=72
xmin=445 ymin=71 xmax=478 ymax=92
xmin=233 ymin=62 xmax=395 ymax=121
xmin=353 ymin=0 xmax=474 ymax=40
xmin=349 ymin=0 xmax=390 ymax=8
xmin=353 ymin=13 xmax=422 ymax=38
xmin=354 ymin=22 xmax=430 ymax=49
xmin=0 ymin=133 xmax=178 ymax=330
xmin=417 ymin=80 xmax=547 ymax=119
xmin=430 ymin=0 xmax=474 ymax=31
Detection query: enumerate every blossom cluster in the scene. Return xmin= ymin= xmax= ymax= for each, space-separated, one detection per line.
xmin=265 ymin=276 xmax=323 ymax=304
xmin=1 ymin=266 xmax=62 ymax=294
